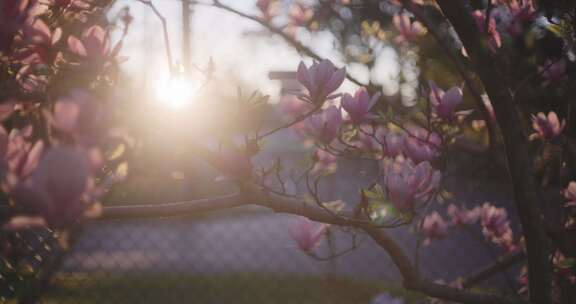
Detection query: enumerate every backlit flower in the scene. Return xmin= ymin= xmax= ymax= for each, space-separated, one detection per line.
xmin=341 ymin=88 xmax=380 ymax=124
xmin=289 ymin=216 xmax=328 ymax=253
xmin=383 ymin=158 xmax=441 ymax=211
xmin=529 ymin=111 xmax=565 ymax=141
xmin=297 ymin=60 xmax=346 ymax=104
xmin=428 ymin=80 xmax=463 ymax=121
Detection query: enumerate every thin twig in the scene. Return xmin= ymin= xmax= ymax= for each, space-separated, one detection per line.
xmin=194 ymin=0 xmax=365 ymax=87
xmin=134 ymin=0 xmax=173 ymax=71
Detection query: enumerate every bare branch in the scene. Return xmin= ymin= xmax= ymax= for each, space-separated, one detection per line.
xmin=462 ymin=250 xmax=527 ymax=289
xmin=134 ymin=0 xmax=174 ymax=71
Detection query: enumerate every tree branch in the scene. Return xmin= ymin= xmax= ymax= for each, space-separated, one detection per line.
xmin=95 ymin=185 xmax=526 ymax=304
xmin=462 ymin=250 xmax=527 ymax=289
xmin=434 ymin=1 xmax=552 ymax=303
xmin=402 ymin=1 xmax=497 ymax=148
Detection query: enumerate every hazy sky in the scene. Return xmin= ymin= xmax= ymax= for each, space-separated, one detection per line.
xmin=109 ymin=0 xmax=400 ymax=102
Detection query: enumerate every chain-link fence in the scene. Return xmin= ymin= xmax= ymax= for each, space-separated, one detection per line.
xmin=2 ymin=202 xmax=522 ymax=304
xmin=1 ymin=132 xmax=522 ymax=303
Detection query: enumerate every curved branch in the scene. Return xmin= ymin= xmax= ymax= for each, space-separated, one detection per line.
xmin=462 ymin=250 xmax=527 ymax=289
xmin=95 ymin=185 xmax=526 ymax=304
xmin=134 ymin=0 xmax=174 ymax=70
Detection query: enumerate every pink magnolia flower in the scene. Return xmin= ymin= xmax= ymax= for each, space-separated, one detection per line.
xmin=376 ymin=129 xmax=404 ymax=158
xmin=51 ymin=90 xmax=107 ymax=145
xmin=67 ymin=25 xmax=120 ymax=62
xmin=312 ymin=149 xmax=337 ymax=174
xmin=480 ymin=203 xmax=511 ymax=240
xmin=289 ymin=3 xmax=313 ymax=27
xmin=16 ymin=64 xmax=47 ymax=93
xmin=529 ymin=111 xmax=565 ymax=141
xmin=0 ymin=0 xmax=39 ymax=51
xmin=472 ymin=10 xmax=502 ymax=50
xmin=393 ymin=13 xmax=426 ymax=44
xmin=540 ymin=59 xmax=566 ymax=84
xmin=14 ymin=18 xmax=61 ymax=64
xmin=504 ymin=0 xmax=537 ymax=37
xmin=481 ymin=203 xmax=518 ymax=252
xmin=12 ymin=146 xmax=95 ymax=227
xmin=447 ymin=204 xmax=480 ymax=226
xmin=403 ymin=126 xmax=441 ymax=163
xmin=0 ymin=127 xmax=44 ymax=187
xmin=256 ymin=0 xmax=279 ymax=21
xmin=383 ymin=158 xmax=441 ymax=211
xmin=341 ymin=88 xmax=380 ymax=124
xmin=421 ymin=211 xmax=448 ymax=242
xmin=304 ymin=105 xmax=342 ymax=144
xmin=20 ymin=18 xmax=61 ymax=47
xmin=288 ymin=216 xmax=328 ymax=253
xmin=563 ymin=182 xmax=576 ymax=207
xmin=297 ymin=60 xmax=346 ymax=104
xmin=428 ymin=80 xmax=463 ymax=121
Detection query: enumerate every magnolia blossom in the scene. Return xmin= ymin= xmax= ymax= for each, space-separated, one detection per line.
xmin=288 ymin=216 xmax=328 ymax=253
xmin=563 ymin=182 xmax=576 ymax=207
xmin=16 ymin=64 xmax=47 ymax=93
xmin=68 ymin=25 xmax=119 ymax=62
xmin=297 ymin=60 xmax=346 ymax=104
xmin=341 ymin=88 xmax=380 ymax=124
xmin=12 ymin=146 xmax=95 ymax=227
xmin=51 ymin=90 xmax=107 ymax=145
xmin=256 ymin=0 xmax=279 ymax=21
xmin=0 ymin=127 xmax=44 ymax=187
xmin=403 ymin=126 xmax=441 ymax=163
xmin=428 ymin=81 xmax=463 ymax=121
xmin=504 ymin=0 xmax=537 ymax=37
xmin=376 ymin=129 xmax=404 ymax=158
xmin=447 ymin=204 xmax=480 ymax=226
xmin=0 ymin=0 xmax=39 ymax=52
xmin=529 ymin=111 xmax=565 ymax=141
xmin=540 ymin=59 xmax=566 ymax=84
xmin=480 ymin=203 xmax=516 ymax=251
xmin=422 ymin=211 xmax=449 ymax=242
xmin=15 ymin=18 xmax=61 ymax=64
xmin=289 ymin=3 xmax=313 ymax=27
xmin=480 ymin=203 xmax=509 ymax=238
xmin=393 ymin=13 xmax=426 ymax=44
xmin=304 ymin=106 xmax=342 ymax=144
xmin=383 ymin=158 xmax=441 ymax=211
xmin=472 ymin=10 xmax=502 ymax=50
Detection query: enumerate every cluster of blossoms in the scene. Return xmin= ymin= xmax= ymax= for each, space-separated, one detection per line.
xmin=281 ymin=60 xmax=452 ymax=217
xmin=419 ymin=202 xmax=519 ymax=253
xmin=0 ymin=0 xmax=127 ymax=230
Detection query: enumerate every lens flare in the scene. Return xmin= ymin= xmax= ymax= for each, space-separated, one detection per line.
xmin=155 ymin=77 xmax=196 ymax=109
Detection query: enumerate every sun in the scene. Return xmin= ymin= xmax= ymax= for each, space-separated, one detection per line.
xmin=155 ymin=76 xmax=197 ymax=109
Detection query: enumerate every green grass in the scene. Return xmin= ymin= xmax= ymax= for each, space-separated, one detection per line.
xmin=40 ymin=272 xmax=422 ymax=304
